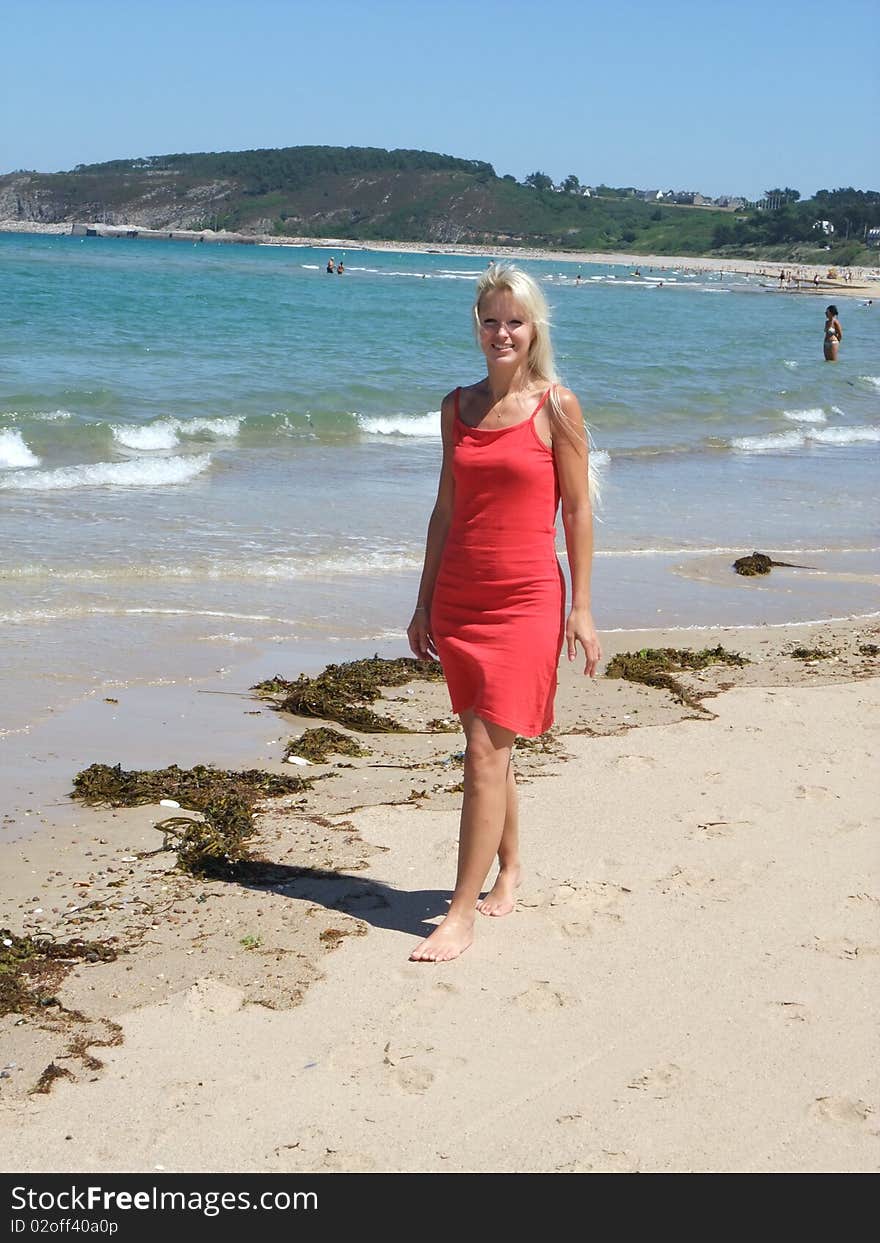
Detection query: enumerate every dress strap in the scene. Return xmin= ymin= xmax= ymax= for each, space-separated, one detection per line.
xmin=530 ymin=387 xmax=552 ymax=420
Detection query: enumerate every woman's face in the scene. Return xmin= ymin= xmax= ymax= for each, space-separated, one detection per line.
xmin=477 ymin=291 xmax=535 ymax=368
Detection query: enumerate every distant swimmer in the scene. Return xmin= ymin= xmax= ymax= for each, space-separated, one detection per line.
xmin=326 ymin=257 xmax=336 ymax=273
xmin=823 ymin=304 xmax=842 ymax=361
xmin=337 ymin=261 xmax=345 ymax=275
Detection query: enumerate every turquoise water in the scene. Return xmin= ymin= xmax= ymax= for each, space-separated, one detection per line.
xmin=1 ymin=232 xmax=879 ymax=738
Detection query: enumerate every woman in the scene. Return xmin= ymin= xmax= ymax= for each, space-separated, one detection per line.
xmin=406 ymin=264 xmax=601 ymax=962
xmin=823 ymin=304 xmax=842 ymax=361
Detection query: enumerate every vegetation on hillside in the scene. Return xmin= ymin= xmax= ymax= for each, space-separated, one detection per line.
xmin=1 ymin=146 xmax=877 ymax=263
xmin=712 ymin=187 xmax=880 ymax=265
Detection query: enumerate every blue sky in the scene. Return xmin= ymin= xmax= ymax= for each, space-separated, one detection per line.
xmin=2 ymin=0 xmax=876 ymax=198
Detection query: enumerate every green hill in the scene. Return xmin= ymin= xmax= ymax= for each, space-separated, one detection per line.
xmin=0 ymin=145 xmax=875 ymax=262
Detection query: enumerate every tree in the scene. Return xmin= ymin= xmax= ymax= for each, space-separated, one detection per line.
xmin=524 ymin=171 xmax=553 ymax=191
xmin=561 ymin=174 xmax=581 ymax=194
xmin=762 ymin=187 xmax=800 ymax=210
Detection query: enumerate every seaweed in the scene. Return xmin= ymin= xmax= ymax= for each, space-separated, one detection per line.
xmin=252 ymin=655 xmax=446 ymax=733
xmin=789 ymin=646 xmax=837 ymax=660
xmin=733 ymin=552 xmax=815 ymax=576
xmin=514 ymin=732 xmax=559 ymax=753
xmin=31 ymin=1063 xmax=75 ymax=1095
xmin=605 ymin=646 xmax=748 ymax=711
xmin=858 ymin=644 xmax=879 ymax=657
xmin=154 ymin=794 xmax=258 ymax=878
xmin=0 ymin=929 xmax=118 ymax=1019
xmin=284 ymin=727 xmax=370 ymax=764
xmin=71 ymin=762 xmax=311 ymax=808
xmin=71 ymin=763 xmax=314 ymax=878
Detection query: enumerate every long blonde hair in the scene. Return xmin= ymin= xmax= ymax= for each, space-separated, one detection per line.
xmin=473 ymin=263 xmax=603 ymax=507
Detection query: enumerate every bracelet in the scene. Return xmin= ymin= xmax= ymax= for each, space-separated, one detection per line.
xmin=413 ymin=605 xmax=428 ymax=613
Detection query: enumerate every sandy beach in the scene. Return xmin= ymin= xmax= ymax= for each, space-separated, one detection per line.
xmin=2 ymin=616 xmax=877 ymax=1173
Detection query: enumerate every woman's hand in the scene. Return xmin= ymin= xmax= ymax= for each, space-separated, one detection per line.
xmin=407 ymin=607 xmax=437 ymax=661
xmin=566 ymin=606 xmax=602 ymax=676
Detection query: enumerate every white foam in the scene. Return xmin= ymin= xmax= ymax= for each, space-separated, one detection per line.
xmin=732 ymin=430 xmax=805 ymax=452
xmin=0 ymin=429 xmax=40 ymax=468
xmin=858 ymin=376 xmax=880 ymax=390
xmin=111 ymin=422 xmax=180 ymax=450
xmin=357 ymin=411 xmax=442 ymax=437
xmin=783 ymin=360 xmax=799 ymax=369
xmin=783 ymin=407 xmax=826 ymax=423
xmin=0 ymin=454 xmax=211 ymax=491
xmin=732 ymin=425 xmax=880 ymax=453
xmin=171 ymin=416 xmax=242 ymax=438
xmin=811 ymin=425 xmax=880 ymax=445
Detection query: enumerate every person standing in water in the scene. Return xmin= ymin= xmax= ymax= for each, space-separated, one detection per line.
xmin=406 ymin=264 xmax=600 ymax=962
xmin=823 ymin=304 xmax=842 ymax=361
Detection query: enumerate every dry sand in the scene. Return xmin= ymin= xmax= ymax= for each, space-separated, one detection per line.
xmin=1 ymin=617 xmax=878 ymax=1173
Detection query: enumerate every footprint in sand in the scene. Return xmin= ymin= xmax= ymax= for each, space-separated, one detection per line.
xmin=183 ymin=978 xmax=244 ymax=1019
xmin=387 ymin=979 xmax=459 ymax=1022
xmin=769 ymin=1000 xmax=810 ymax=1024
xmin=808 ymin=1096 xmax=875 ymax=1127
xmin=382 ymin=1041 xmax=465 ymax=1095
xmin=614 ymin=754 xmax=657 ymax=772
xmin=627 ymin=1063 xmax=683 ymax=1099
xmin=512 ymin=980 xmax=577 ymax=1012
xmin=523 ymin=879 xmax=630 ymax=939
xmin=795 ymin=784 xmax=837 ymax=801
xmin=687 ymin=818 xmax=749 ymax=841
xmin=654 ymin=863 xmax=754 ymax=903
xmin=807 ymin=936 xmax=880 ymax=960
xmin=557 ymin=1150 xmax=640 ymax=1173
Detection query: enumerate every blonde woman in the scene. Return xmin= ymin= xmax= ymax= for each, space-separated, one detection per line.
xmin=406 ymin=264 xmax=601 ymax=962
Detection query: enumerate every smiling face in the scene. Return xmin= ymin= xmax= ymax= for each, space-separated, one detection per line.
xmin=477 ymin=291 xmax=535 ymax=370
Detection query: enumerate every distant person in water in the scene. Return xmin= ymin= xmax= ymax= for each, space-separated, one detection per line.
xmin=337 ymin=261 xmax=345 ymax=275
xmin=326 ymin=257 xmax=336 ymax=273
xmin=823 ymin=305 xmax=842 ymax=361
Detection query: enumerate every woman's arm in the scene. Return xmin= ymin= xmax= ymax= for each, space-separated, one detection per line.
xmin=835 ymin=318 xmax=843 ymax=341
xmin=407 ymin=391 xmax=456 ymax=659
xmin=552 ymin=387 xmax=602 ymax=676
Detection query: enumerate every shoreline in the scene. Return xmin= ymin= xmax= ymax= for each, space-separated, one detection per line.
xmin=1 ymin=614 xmax=878 ymax=1171
xmin=3 ymin=218 xmax=878 ymax=300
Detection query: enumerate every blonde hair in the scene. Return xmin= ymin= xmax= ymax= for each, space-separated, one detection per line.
xmin=473 ymin=263 xmax=603 ymax=508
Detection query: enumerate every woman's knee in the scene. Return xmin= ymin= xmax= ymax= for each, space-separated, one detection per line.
xmin=464 ymin=718 xmax=514 ymax=777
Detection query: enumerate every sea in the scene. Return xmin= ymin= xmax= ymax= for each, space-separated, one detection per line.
xmin=2 ymin=231 xmax=879 ymax=822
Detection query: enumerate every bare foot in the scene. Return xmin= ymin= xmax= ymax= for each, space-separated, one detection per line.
xmin=409 ymin=914 xmax=474 ymax=963
xmin=477 ymin=865 xmax=521 ymax=917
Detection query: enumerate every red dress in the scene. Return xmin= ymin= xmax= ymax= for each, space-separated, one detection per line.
xmin=430 ymin=387 xmax=566 ymax=737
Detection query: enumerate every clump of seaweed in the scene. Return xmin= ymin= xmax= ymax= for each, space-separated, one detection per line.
xmin=71 ymin=762 xmax=310 ymax=808
xmin=154 ymin=795 xmax=257 ymax=877
xmin=31 ymin=1063 xmax=75 ymax=1095
xmin=605 ymin=646 xmax=748 ymax=711
xmin=253 ymin=655 xmax=446 ymax=733
xmin=0 ymin=929 xmax=118 ymax=1019
xmin=515 ymin=732 xmax=559 ymax=753
xmin=71 ymin=763 xmax=314 ymax=878
xmin=858 ymin=643 xmax=879 ymax=657
xmin=734 ymin=552 xmax=815 ymax=576
xmin=284 ymin=727 xmax=370 ymax=764
xmin=789 ymin=646 xmax=837 ymax=661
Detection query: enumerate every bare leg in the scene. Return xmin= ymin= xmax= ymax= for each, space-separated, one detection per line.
xmin=476 ymin=759 xmax=522 ymax=916
xmin=410 ymin=712 xmax=515 ymax=962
